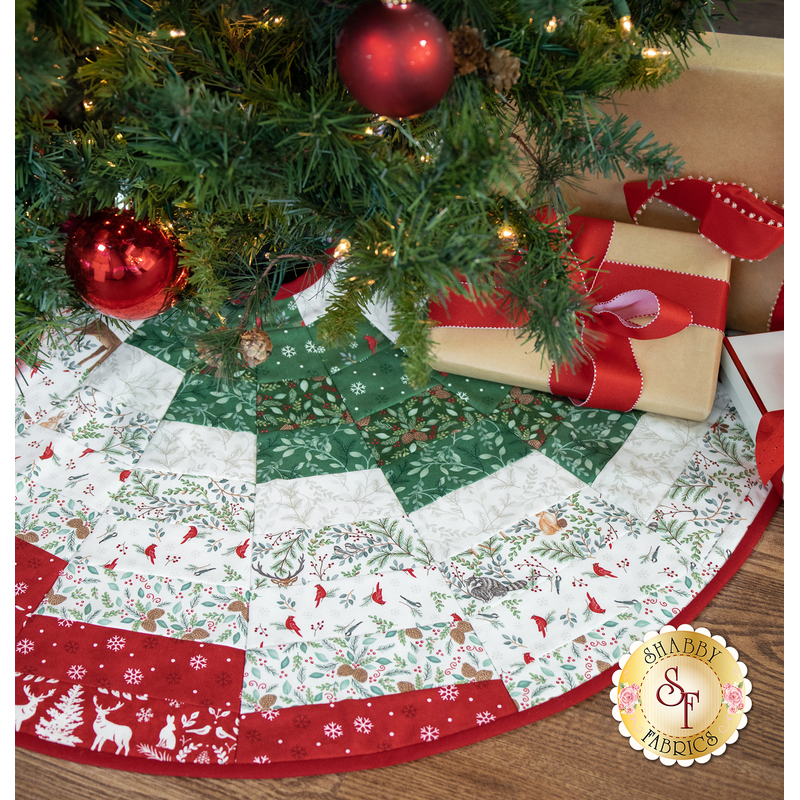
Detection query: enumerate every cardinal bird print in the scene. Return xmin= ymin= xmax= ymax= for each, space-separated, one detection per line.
xmin=586 ymin=592 xmax=605 ymax=614
xmin=314 ymin=584 xmax=327 ymax=608
xmin=371 ymin=582 xmax=385 ymax=605
xmin=144 ymin=544 xmax=157 ymax=564
xmin=234 ymin=539 xmax=249 ymax=558
xmin=285 ymin=616 xmax=302 ymax=637
xmin=181 ymin=526 xmax=198 ymax=545
xmin=531 ymin=615 xmax=548 ymax=638
xmin=592 ymin=563 xmax=617 ymax=578
xmin=363 ymin=334 xmax=378 ymax=354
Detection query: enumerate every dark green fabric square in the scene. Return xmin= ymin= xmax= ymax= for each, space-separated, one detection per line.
xmin=438 ymin=372 xmax=511 ymax=416
xmin=127 ymin=308 xmax=211 ymax=371
xmin=314 ymin=320 xmax=393 ymax=371
xmin=539 ymin=405 xmax=642 ymax=483
xmin=329 ymin=348 xmax=437 ymax=419
xmin=381 ymin=417 xmax=533 ymax=513
xmin=254 ymin=327 xmax=328 ymax=382
xmin=356 ymin=385 xmax=485 ymax=467
xmin=494 ymin=387 xmax=570 ymax=448
xmin=256 ymin=376 xmax=348 ymax=433
xmin=163 ymin=371 xmax=256 ymax=433
xmin=257 ymin=422 xmax=376 ymax=482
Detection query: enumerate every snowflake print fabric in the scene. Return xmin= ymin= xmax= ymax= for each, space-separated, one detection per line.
xmin=14 ymin=281 xmax=779 ymax=777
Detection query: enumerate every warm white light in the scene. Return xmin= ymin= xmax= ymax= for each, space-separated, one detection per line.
xmin=334 ymin=239 xmax=351 ymax=258
xmin=545 ymin=17 xmax=558 ymax=33
xmin=169 ymin=29 xmax=186 ymax=38
xmin=641 ymin=46 xmax=670 ymax=62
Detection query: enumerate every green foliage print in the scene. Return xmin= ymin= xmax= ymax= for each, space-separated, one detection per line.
xmin=165 ymin=370 xmax=257 ymax=433
xmin=241 ymin=625 xmax=496 ymax=711
xmin=539 ymin=405 xmax=641 ymax=483
xmin=255 ymin=376 xmax=348 ymax=434
xmin=257 ymin=422 xmax=376 ymax=482
xmin=382 ymin=417 xmax=532 ymax=513
xmin=108 ymin=471 xmax=254 ymax=539
xmin=356 ymin=385 xmax=485 ymax=466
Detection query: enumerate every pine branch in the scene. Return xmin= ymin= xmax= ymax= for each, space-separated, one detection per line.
xmin=15 ymin=0 xmax=731 ymax=383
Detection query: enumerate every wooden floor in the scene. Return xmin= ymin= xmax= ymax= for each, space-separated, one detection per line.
xmin=15 ymin=3 xmax=784 ymax=798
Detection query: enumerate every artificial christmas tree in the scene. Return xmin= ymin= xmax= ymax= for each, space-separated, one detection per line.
xmin=16 ymin=0 xmax=739 ymax=388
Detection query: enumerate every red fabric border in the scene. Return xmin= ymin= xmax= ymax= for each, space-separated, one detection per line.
xmin=16 ymin=488 xmax=781 ymax=778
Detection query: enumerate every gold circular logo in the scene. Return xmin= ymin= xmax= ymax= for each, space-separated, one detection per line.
xmin=611 ymin=625 xmax=751 ymax=765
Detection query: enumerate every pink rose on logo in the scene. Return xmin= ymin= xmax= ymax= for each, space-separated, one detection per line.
xmin=618 ymin=683 xmax=640 ymax=715
xmin=723 ymin=683 xmax=745 ymax=712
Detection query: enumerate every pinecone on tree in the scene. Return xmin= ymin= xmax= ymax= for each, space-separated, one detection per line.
xmin=449 ymin=23 xmax=488 ymax=76
xmin=239 ymin=327 xmax=273 ymax=368
xmin=485 ymin=47 xmax=521 ymax=92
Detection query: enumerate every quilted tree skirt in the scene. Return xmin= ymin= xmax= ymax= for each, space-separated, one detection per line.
xmin=15 ymin=271 xmax=779 ymax=777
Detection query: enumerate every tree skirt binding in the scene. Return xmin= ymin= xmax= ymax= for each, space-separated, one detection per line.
xmin=14 ymin=274 xmax=778 ymax=777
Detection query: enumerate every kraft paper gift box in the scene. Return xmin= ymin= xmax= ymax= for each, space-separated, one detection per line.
xmin=429 ymin=218 xmax=731 ymax=422
xmin=559 ymin=33 xmax=783 ymax=333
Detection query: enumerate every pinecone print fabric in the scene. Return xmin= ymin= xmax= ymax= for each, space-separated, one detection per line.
xmin=14 ymin=273 xmax=773 ymax=776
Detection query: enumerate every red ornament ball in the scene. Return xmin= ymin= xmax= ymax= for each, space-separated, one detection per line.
xmin=64 ymin=209 xmax=186 ymax=320
xmin=336 ymin=0 xmax=455 ymax=119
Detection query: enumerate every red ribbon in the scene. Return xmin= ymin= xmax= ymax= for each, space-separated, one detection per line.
xmin=429 ymin=216 xmax=729 ymax=412
xmin=769 ymin=283 xmax=784 ymax=332
xmin=755 ymin=410 xmax=783 ymax=496
xmin=624 ymin=177 xmax=784 ymax=262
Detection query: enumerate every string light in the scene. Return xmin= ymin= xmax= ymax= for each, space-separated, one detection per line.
xmin=333 ymin=239 xmax=351 ymax=259
xmin=498 ymin=225 xmax=518 ymax=247
xmin=612 ymin=1 xmax=633 ymax=38
xmin=544 ymin=17 xmax=558 ymax=33
xmin=149 ymin=28 xmax=186 ymax=38
xmin=640 ymin=46 xmax=671 ymax=63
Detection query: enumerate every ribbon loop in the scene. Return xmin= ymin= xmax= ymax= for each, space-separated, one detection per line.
xmin=624 ymin=178 xmax=784 ymax=261
xmin=591 ymin=290 xmax=692 ymax=340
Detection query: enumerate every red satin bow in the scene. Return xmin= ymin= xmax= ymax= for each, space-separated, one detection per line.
xmin=548 ymin=288 xmax=692 ymax=412
xmin=428 ymin=216 xmax=728 ymax=413
xmin=548 ymin=217 xmax=728 ymax=411
xmin=624 ymin=177 xmax=784 ymax=262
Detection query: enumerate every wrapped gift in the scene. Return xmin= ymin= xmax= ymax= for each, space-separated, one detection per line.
xmin=719 ymin=331 xmax=784 ymax=492
xmin=429 ymin=216 xmax=731 ymax=421
xmin=560 ymin=33 xmax=783 ymax=333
